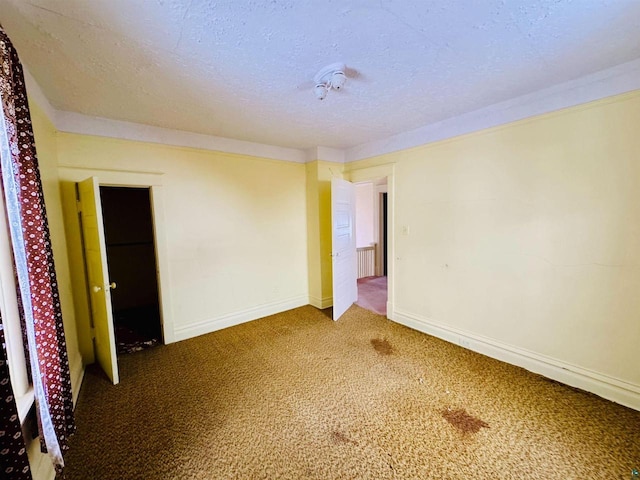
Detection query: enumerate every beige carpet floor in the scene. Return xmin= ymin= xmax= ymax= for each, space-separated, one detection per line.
xmin=64 ymin=305 xmax=639 ymax=479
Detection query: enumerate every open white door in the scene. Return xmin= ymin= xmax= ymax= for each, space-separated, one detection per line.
xmin=78 ymin=177 xmax=119 ymax=384
xmin=331 ymin=177 xmax=357 ymax=321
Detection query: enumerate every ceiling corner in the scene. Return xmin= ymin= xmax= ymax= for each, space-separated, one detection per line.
xmin=23 ymin=65 xmax=57 ymax=125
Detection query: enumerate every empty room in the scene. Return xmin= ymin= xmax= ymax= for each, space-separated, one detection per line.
xmin=0 ymin=1 xmax=638 ymax=479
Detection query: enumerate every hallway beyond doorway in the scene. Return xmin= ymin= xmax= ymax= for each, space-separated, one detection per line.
xmin=356 ymin=276 xmax=387 ymax=316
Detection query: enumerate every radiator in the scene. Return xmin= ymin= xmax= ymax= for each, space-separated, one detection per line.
xmin=357 ymin=245 xmax=376 ymax=279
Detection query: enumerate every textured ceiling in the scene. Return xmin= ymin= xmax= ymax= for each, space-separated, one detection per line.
xmin=0 ymin=0 xmax=639 ymax=150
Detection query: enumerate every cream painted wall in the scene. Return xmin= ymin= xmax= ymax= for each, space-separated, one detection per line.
xmin=305 ymin=162 xmax=321 ymax=307
xmin=346 ymin=90 xmax=640 ymax=408
xmin=305 ymin=160 xmax=343 ymax=308
xmin=56 ymin=133 xmax=309 ymax=344
xmin=355 ymin=183 xmax=374 ymax=248
xmin=29 ymin=101 xmax=82 ymax=480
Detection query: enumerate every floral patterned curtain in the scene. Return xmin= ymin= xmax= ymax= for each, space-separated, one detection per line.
xmin=1 ymin=321 xmax=31 ymax=479
xmin=0 ymin=26 xmax=75 ymax=475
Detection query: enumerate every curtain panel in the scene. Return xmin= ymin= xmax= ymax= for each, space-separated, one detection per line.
xmin=1 ymin=322 xmax=31 ymax=480
xmin=0 ymin=26 xmax=75 ymax=474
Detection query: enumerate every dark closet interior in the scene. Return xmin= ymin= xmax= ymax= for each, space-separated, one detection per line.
xmin=99 ymin=186 xmax=162 ymax=353
xmin=382 ymin=192 xmax=388 ymax=276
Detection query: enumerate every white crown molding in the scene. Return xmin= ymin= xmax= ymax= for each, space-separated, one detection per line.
xmin=346 ymin=58 xmax=640 ymax=163
xmin=24 ymin=58 xmax=640 ymax=166
xmin=54 ymin=111 xmax=307 ymax=163
xmin=305 ymin=146 xmax=346 ymax=163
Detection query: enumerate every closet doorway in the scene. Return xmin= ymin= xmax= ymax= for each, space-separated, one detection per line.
xmin=99 ymin=186 xmax=162 ymax=354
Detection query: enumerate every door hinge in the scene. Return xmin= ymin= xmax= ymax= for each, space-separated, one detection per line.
xmin=90 ymin=326 xmax=96 ymax=339
xmin=76 ymin=200 xmax=82 ymax=213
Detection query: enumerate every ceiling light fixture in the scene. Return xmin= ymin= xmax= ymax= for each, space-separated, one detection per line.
xmin=313 ymin=62 xmax=347 ymax=100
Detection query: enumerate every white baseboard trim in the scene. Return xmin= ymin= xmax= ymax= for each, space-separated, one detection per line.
xmin=70 ymin=354 xmax=85 ymax=407
xmin=393 ymin=308 xmax=640 ymax=411
xmin=21 ymin=354 xmax=84 ymax=480
xmin=309 ymin=295 xmax=333 ymax=309
xmin=173 ymin=295 xmax=309 ymax=342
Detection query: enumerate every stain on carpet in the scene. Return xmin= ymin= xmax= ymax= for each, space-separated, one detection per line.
xmin=386 ymin=452 xmax=395 ymax=471
xmin=331 ymin=430 xmax=358 ymax=445
xmin=441 ymin=408 xmax=489 ymax=434
xmin=371 ymin=338 xmax=393 ymax=355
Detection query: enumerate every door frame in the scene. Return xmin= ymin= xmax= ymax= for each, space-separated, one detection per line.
xmin=60 ymin=166 xmax=174 ymax=369
xmin=346 ymin=163 xmax=395 ymax=319
xmin=78 ymin=177 xmax=120 ymax=383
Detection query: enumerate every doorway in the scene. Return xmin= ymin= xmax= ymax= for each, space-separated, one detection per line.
xmin=99 ymin=186 xmax=162 ymax=354
xmin=354 ymin=179 xmax=388 ymax=316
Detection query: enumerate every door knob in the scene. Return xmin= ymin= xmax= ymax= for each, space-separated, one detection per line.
xmin=92 ymin=285 xmax=102 ymax=293
xmin=109 ymin=282 xmax=117 ymax=290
